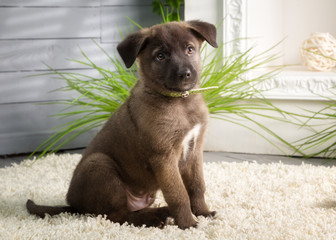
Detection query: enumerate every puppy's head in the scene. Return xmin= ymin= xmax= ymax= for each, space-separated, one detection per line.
xmin=117 ymin=20 xmax=218 ymax=93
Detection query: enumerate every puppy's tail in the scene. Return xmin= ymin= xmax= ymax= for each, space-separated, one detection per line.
xmin=26 ymin=199 xmax=78 ymax=218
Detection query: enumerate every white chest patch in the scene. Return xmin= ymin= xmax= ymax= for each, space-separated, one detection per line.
xmin=182 ymin=123 xmax=202 ymax=160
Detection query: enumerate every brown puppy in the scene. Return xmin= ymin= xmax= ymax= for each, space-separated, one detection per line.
xmin=27 ymin=20 xmax=218 ymax=229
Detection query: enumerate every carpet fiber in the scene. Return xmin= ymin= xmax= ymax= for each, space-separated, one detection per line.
xmin=1 ymin=154 xmax=336 ymax=239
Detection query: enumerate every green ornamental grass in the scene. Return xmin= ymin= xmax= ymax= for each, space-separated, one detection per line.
xmin=32 ymin=43 xmax=137 ymax=157
xmin=296 ymin=103 xmax=336 ymax=159
xmin=291 ymin=49 xmax=336 ymax=159
xmin=293 ymin=85 xmax=336 ymax=159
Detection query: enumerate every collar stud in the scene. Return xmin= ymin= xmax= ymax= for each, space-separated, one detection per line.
xmin=181 ymin=91 xmax=190 ymax=98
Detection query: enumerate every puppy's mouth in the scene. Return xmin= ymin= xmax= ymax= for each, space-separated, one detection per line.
xmin=164 ymin=81 xmax=197 ymax=93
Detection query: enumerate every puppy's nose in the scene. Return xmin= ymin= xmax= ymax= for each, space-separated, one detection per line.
xmin=177 ymin=69 xmax=191 ymax=80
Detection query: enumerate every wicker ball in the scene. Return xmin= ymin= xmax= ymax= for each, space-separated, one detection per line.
xmin=300 ymin=32 xmax=336 ymax=71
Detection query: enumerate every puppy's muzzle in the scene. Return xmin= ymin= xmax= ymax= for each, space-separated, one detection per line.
xmin=177 ymin=69 xmax=192 ymax=81
xmin=172 ymin=67 xmax=197 ymax=91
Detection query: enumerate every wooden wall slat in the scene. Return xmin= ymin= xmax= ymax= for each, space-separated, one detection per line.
xmin=0 ymin=69 xmax=103 ymax=104
xmin=0 ymin=0 xmax=100 ymax=7
xmin=101 ymin=6 xmax=162 ymax=43
xmin=0 ymin=40 xmax=117 ymax=72
xmin=0 ymin=103 xmax=72 ymax=133
xmin=0 ymin=130 xmax=98 ymax=155
xmin=0 ymin=8 xmax=100 ymax=39
xmin=102 ymin=0 xmax=153 ymax=6
xmin=0 ymin=103 xmax=100 ymax=154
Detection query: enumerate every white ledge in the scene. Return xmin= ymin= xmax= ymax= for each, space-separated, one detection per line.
xmin=255 ymin=66 xmax=336 ymax=100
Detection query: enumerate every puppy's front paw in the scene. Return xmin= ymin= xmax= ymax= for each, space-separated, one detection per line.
xmin=176 ymin=216 xmax=197 ymax=230
xmin=142 ymin=215 xmax=166 ymax=228
xmin=195 ymin=210 xmax=217 ymax=218
xmin=203 ymin=210 xmax=217 ymax=218
xmin=145 ymin=209 xmax=171 ymax=228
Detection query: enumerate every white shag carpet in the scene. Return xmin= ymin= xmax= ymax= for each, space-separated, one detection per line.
xmin=1 ymin=154 xmax=336 ymax=240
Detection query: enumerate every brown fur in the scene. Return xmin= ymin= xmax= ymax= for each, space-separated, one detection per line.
xmin=26 ymin=20 xmax=218 ymax=229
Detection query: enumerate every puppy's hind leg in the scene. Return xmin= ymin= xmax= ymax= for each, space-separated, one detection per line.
xmin=68 ymin=153 xmax=170 ymax=227
xmin=67 ymin=153 xmax=129 ymax=216
xmin=107 ymin=206 xmax=170 ymax=228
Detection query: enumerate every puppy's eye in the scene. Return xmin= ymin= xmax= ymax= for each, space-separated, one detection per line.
xmin=156 ymin=53 xmax=165 ymax=61
xmin=187 ymin=46 xmax=194 ymax=55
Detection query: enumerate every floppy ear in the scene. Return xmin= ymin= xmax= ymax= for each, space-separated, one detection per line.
xmin=186 ymin=20 xmax=218 ymax=48
xmin=117 ymin=31 xmax=147 ymax=68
